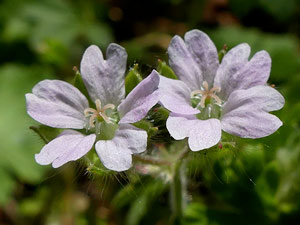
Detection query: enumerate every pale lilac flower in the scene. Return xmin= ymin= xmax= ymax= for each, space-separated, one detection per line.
xmin=159 ymin=30 xmax=285 ymax=151
xmin=26 ymin=44 xmax=160 ymax=171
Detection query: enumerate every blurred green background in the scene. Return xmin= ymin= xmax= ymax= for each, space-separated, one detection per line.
xmin=1 ymin=0 xmax=300 ymax=224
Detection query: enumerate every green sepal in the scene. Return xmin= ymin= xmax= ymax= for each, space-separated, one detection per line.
xmin=30 ymin=125 xmax=62 ymax=144
xmin=98 ymin=123 xmax=119 ymax=140
xmin=125 ymin=64 xmax=143 ymax=96
xmin=191 ymin=98 xmax=199 ymax=108
xmin=73 ymin=67 xmax=91 ymax=103
xmin=157 ymin=59 xmax=177 ymax=79
xmin=218 ymin=44 xmax=228 ymax=62
xmin=133 ymin=120 xmax=159 ymax=138
xmin=84 ymin=150 xmax=115 ymax=177
xmin=151 ymin=107 xmax=170 ymax=121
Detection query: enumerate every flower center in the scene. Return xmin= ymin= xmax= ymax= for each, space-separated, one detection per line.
xmin=191 ymin=81 xmax=222 ymax=109
xmin=191 ymin=81 xmax=222 ymax=119
xmin=84 ymin=99 xmax=116 ymax=128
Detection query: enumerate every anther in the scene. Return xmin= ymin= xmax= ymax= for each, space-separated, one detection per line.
xmin=191 ymin=81 xmax=222 ymax=108
xmin=84 ymin=99 xmax=116 ymax=128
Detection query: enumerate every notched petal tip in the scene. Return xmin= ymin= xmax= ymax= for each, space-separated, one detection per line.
xmin=82 ymin=45 xmax=103 ymax=60
xmin=233 ymin=42 xmax=251 ymax=51
xmin=167 ymin=35 xmax=185 ymax=53
xmin=184 ymin=29 xmax=209 ymax=40
xmin=106 ymin=43 xmax=128 ymax=75
xmin=107 ymin=42 xmax=127 ymax=52
xmin=225 ymin=43 xmax=251 ymax=61
xmin=107 ymin=43 xmax=128 ymax=60
xmin=80 ymin=42 xmax=127 ymax=105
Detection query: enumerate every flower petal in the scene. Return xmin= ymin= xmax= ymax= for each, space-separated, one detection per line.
xmin=158 ymin=76 xmax=200 ymax=115
xmin=221 ymin=110 xmax=282 ymax=139
xmin=188 ymin=119 xmax=221 ymax=151
xmin=214 ymin=43 xmax=251 ymax=98
xmin=166 ymin=113 xmax=197 ymax=140
xmin=166 ymin=114 xmax=222 ymax=151
xmin=95 ymin=124 xmax=147 ymax=171
xmin=222 ymin=85 xmax=285 ymax=114
xmin=80 ymin=44 xmax=127 ymax=105
xmin=217 ymin=47 xmax=271 ymax=100
xmin=221 ymin=86 xmax=284 ymax=138
xmin=26 ymin=80 xmax=89 ymax=129
xmin=184 ymin=29 xmax=219 ymax=86
xmin=168 ymin=35 xmax=203 ymax=90
xmin=118 ymin=70 xmax=160 ymax=124
xmin=35 ymin=130 xmax=96 ymax=168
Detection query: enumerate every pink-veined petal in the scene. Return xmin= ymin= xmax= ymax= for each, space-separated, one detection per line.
xmin=221 ymin=110 xmax=282 ymax=139
xmin=80 ymin=44 xmax=127 ymax=105
xmin=216 ymin=45 xmax=271 ymax=100
xmin=188 ymin=119 xmax=221 ymax=151
xmin=159 ymin=76 xmax=199 ymax=115
xmin=166 ymin=113 xmax=197 ymax=140
xmin=167 ymin=114 xmax=222 ymax=151
xmin=95 ymin=124 xmax=147 ymax=171
xmin=26 ymin=80 xmax=89 ymax=129
xmin=214 ymin=43 xmax=251 ymax=99
xmin=35 ymin=130 xmax=96 ymax=168
xmin=168 ymin=35 xmax=203 ymax=90
xmin=118 ymin=70 xmax=160 ymax=124
xmin=222 ymin=85 xmax=285 ymax=114
xmin=221 ymin=86 xmax=284 ymax=138
xmin=185 ymin=29 xmax=219 ymax=87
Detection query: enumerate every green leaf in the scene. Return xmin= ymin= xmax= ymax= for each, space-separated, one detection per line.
xmin=0 ymin=64 xmax=52 ymax=185
xmin=125 ymin=180 xmax=166 ymax=225
xmin=125 ymin=64 xmax=142 ymax=95
xmin=157 ymin=59 xmax=177 ymax=79
xmin=183 ymin=203 xmax=208 ymax=225
xmin=0 ymin=0 xmax=113 ymax=66
xmin=0 ymin=168 xmax=15 ymax=206
xmin=112 ymin=183 xmax=139 ymax=209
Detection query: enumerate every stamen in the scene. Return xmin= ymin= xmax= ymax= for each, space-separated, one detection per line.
xmin=199 ymin=94 xmax=207 ymax=108
xmin=99 ymin=112 xmax=112 ymax=124
xmin=210 ymin=86 xmax=221 ymax=93
xmin=202 ymin=81 xmax=209 ymax=91
xmin=84 ymin=99 xmax=116 ymax=128
xmin=89 ymin=115 xmax=97 ymax=128
xmin=191 ymin=90 xmax=205 ymax=98
xmin=211 ymin=94 xmax=222 ymax=105
xmin=191 ymin=81 xmax=222 ymax=109
xmin=102 ymin=104 xmax=115 ymax=111
xmin=84 ymin=108 xmax=97 ymax=116
xmin=95 ymin=99 xmax=102 ymax=112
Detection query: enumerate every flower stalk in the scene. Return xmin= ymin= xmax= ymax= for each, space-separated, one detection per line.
xmin=170 ymin=158 xmax=185 ymax=225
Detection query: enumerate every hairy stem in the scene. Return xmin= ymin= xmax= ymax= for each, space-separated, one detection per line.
xmin=132 ymin=154 xmax=171 ymax=166
xmin=170 ymin=160 xmax=185 ymax=225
